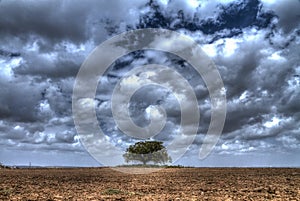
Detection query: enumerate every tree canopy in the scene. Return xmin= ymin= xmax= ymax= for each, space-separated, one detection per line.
xmin=123 ymin=141 xmax=172 ymax=165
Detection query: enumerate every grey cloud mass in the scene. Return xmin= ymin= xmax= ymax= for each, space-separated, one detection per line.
xmin=0 ymin=0 xmax=299 ymax=167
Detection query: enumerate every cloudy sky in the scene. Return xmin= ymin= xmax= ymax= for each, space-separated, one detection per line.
xmin=0 ymin=0 xmax=299 ymax=167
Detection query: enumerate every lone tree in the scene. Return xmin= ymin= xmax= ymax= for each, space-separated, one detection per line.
xmin=123 ymin=141 xmax=172 ymax=165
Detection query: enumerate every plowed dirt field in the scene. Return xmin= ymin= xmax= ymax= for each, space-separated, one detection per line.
xmin=1 ymin=167 xmax=299 ymax=200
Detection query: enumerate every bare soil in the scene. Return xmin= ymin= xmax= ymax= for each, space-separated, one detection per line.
xmin=0 ymin=167 xmax=299 ymax=200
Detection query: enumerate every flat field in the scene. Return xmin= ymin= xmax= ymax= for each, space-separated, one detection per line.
xmin=0 ymin=167 xmax=299 ymax=200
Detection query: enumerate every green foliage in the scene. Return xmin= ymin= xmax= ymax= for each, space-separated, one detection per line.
xmin=103 ymin=188 xmax=123 ymax=195
xmin=123 ymin=141 xmax=172 ymax=165
xmin=165 ymin=165 xmax=185 ymax=168
xmin=0 ymin=188 xmax=13 ymax=196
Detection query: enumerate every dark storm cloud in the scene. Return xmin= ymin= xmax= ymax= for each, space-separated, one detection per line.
xmin=0 ymin=0 xmax=299 ymax=166
xmin=13 ymin=53 xmax=82 ymax=78
xmin=42 ymin=83 xmax=72 ymax=116
xmin=267 ymin=0 xmax=300 ymax=33
xmin=0 ymin=0 xmax=94 ymax=44
xmin=0 ymin=117 xmax=79 ymax=153
xmin=0 ymin=79 xmax=44 ymax=122
xmin=55 ymin=130 xmax=77 ymax=143
xmin=0 ymin=49 xmax=20 ymax=58
xmin=0 ymin=75 xmax=74 ymax=123
xmin=0 ymin=0 xmax=150 ymax=164
xmin=0 ymin=0 xmax=148 ymax=45
xmin=216 ymin=41 xmax=264 ymax=99
xmin=138 ymin=0 xmax=275 ymax=43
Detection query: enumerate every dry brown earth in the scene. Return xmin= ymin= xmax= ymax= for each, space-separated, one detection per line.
xmin=0 ymin=167 xmax=299 ymax=200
